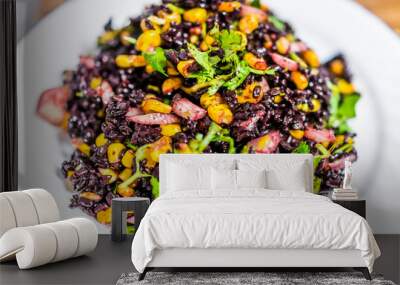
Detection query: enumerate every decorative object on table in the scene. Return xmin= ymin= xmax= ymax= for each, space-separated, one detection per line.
xmin=333 ymin=199 xmax=366 ymax=219
xmin=0 ymin=189 xmax=98 ymax=269
xmin=342 ymin=158 xmax=353 ymax=190
xmin=111 ymin=197 xmax=150 ymax=242
xmin=116 ymin=271 xmax=394 ymax=285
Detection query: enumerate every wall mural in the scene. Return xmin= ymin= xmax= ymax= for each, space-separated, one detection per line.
xmin=35 ymin=0 xmax=360 ymax=227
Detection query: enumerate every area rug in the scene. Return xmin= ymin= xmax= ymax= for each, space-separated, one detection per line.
xmin=116 ymin=272 xmax=396 ymax=285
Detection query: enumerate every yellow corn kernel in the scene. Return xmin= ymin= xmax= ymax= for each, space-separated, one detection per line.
xmin=335 ymin=135 xmax=345 ymax=145
xmin=183 ymin=8 xmax=208 ymax=23
xmin=337 ymin=79 xmax=355 ymax=94
xmin=207 ymin=104 xmax=233 ymax=125
xmin=200 ymin=93 xmax=224 ymax=108
xmin=117 ymin=186 xmax=135 ymax=197
xmin=302 ymin=50 xmax=320 ymax=68
xmin=90 ymin=77 xmax=102 ymax=89
xmin=218 ymin=1 xmax=241 ymax=12
xmin=142 ymin=99 xmax=172 ymax=114
xmin=97 ymin=109 xmax=105 ymax=118
xmin=136 ymin=30 xmax=161 ymax=52
xmin=162 ymin=77 xmax=182 ymax=94
xmin=167 ymin=65 xmax=179 ymax=76
xmin=121 ymin=149 xmax=135 ymax=168
xmin=146 ymin=136 xmax=172 ymax=167
xmin=273 ymin=95 xmax=282 ymax=104
xmin=98 ymin=168 xmax=118 ymax=184
xmin=119 ymin=168 xmax=133 ymax=181
xmin=239 ymin=15 xmax=259 ymax=34
xmin=67 ymin=170 xmax=74 ymax=178
xmin=276 ymin=36 xmax=290 ymax=55
xmin=107 ymin=143 xmax=126 ymax=163
xmin=243 ymin=52 xmax=267 ymax=70
xmin=200 ymin=41 xmax=209 ymax=51
xmin=289 ymin=130 xmax=305 ymax=140
xmin=190 ymin=35 xmax=199 ymax=44
xmin=77 ymin=143 xmax=91 ymax=156
xmin=296 ymin=98 xmax=321 ymax=113
xmin=96 ymin=207 xmax=112 ymax=224
xmin=95 ymin=133 xmax=108 ymax=147
xmin=145 ymin=64 xmax=155 ymax=73
xmin=347 ymin=137 xmax=354 ymax=145
xmin=80 ymin=192 xmax=102 ymax=202
xmin=205 ymin=35 xmax=215 ymax=46
xmin=161 ymin=124 xmax=181 ymax=136
xmin=291 ymin=71 xmax=308 ymax=90
xmin=98 ymin=31 xmax=116 ymax=45
xmin=177 ymin=59 xmax=195 ymax=77
xmin=116 ymin=54 xmax=146 ymax=68
xmin=330 ymin=59 xmax=344 ymax=76
xmin=237 ymin=82 xmax=265 ymax=104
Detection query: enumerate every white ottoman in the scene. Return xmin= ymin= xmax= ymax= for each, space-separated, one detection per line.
xmin=0 ymin=189 xmax=98 ymax=269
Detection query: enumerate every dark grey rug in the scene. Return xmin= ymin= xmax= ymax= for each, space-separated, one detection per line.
xmin=117 ymin=272 xmax=396 ymax=285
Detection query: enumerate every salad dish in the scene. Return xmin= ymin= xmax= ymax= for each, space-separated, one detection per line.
xmin=37 ymin=0 xmax=361 ymax=224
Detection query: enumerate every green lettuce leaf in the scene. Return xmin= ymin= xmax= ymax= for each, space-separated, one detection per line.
xmin=293 ymin=141 xmax=310 ymax=154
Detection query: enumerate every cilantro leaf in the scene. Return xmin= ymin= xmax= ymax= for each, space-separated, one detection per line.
xmin=269 ymin=15 xmax=285 ymax=32
xmin=293 ymin=141 xmax=310 ymax=154
xmin=337 ymin=93 xmax=360 ymax=119
xmin=250 ymin=0 xmax=261 ymax=8
xmin=218 ymin=30 xmax=243 ymax=56
xmin=143 ymin=47 xmax=167 ymax=76
xmin=187 ymin=43 xmax=216 ymax=80
xmin=224 ymin=61 xmax=250 ymax=90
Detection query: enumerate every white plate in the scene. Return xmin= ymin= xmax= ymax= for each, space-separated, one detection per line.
xmin=17 ymin=0 xmax=400 ymax=234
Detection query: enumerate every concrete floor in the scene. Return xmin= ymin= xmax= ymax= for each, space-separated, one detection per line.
xmin=0 ymin=235 xmax=399 ymax=285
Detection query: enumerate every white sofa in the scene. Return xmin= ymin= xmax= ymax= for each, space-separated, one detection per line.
xmin=0 ymin=189 xmax=98 ymax=269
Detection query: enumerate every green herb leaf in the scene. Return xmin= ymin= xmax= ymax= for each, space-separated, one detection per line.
xmin=224 ymin=61 xmax=250 ymax=90
xmin=269 ymin=15 xmax=285 ymax=32
xmin=250 ymin=0 xmax=261 ymax=8
xmin=143 ymin=47 xmax=168 ymax=76
xmin=187 ymin=43 xmax=216 ymax=80
xmin=337 ymin=93 xmax=360 ymax=119
xmin=219 ymin=30 xmax=243 ymax=55
xmin=293 ymin=141 xmax=310 ymax=154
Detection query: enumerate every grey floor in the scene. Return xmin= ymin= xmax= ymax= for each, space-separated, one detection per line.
xmin=0 ymin=235 xmax=399 ymax=285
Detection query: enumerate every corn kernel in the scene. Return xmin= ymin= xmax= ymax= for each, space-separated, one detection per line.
xmin=218 ymin=1 xmax=241 ymax=12
xmin=243 ymin=52 xmax=267 ymax=70
xmin=200 ymin=41 xmax=209 ymax=51
xmin=161 ymin=124 xmax=182 ymax=136
xmin=78 ymin=143 xmax=91 ymax=156
xmin=302 ymin=50 xmax=320 ymax=68
xmin=207 ymin=104 xmax=233 ymax=125
xmin=167 ymin=65 xmax=179 ymax=76
xmin=205 ymin=35 xmax=215 ymax=46
xmin=276 ymin=36 xmax=290 ymax=54
xmin=107 ymin=143 xmax=126 ymax=163
xmin=200 ymin=93 xmax=224 ymax=108
xmin=273 ymin=95 xmax=282 ymax=104
xmin=136 ymin=30 xmax=161 ymax=52
xmin=239 ymin=15 xmax=259 ymax=34
xmin=95 ymin=133 xmax=108 ymax=147
xmin=142 ymin=99 xmax=172 ymax=114
xmin=90 ymin=77 xmax=102 ymax=89
xmin=121 ymin=149 xmax=135 ymax=168
xmin=335 ymin=135 xmax=345 ymax=145
xmin=190 ymin=35 xmax=199 ymax=44
xmin=115 ymin=55 xmax=132 ymax=68
xmin=119 ymin=168 xmax=133 ymax=181
xmin=289 ymin=130 xmax=305 ymax=140
xmin=162 ymin=77 xmax=182 ymax=94
xmin=183 ymin=8 xmax=208 ymax=23
xmin=177 ymin=59 xmax=195 ymax=77
xmin=291 ymin=71 xmax=308 ymax=90
xmin=117 ymin=186 xmax=135 ymax=197
xmin=96 ymin=207 xmax=112 ymax=224
xmin=145 ymin=64 xmax=155 ymax=73
xmin=296 ymin=98 xmax=321 ymax=113
xmin=330 ymin=59 xmax=344 ymax=76
xmin=337 ymin=79 xmax=355 ymax=94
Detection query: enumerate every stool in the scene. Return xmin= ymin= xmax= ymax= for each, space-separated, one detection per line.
xmin=111 ymin=197 xmax=150 ymax=242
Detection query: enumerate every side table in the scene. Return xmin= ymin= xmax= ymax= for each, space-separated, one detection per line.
xmin=332 ymin=199 xmax=366 ymax=219
xmin=111 ymin=197 xmax=150 ymax=242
